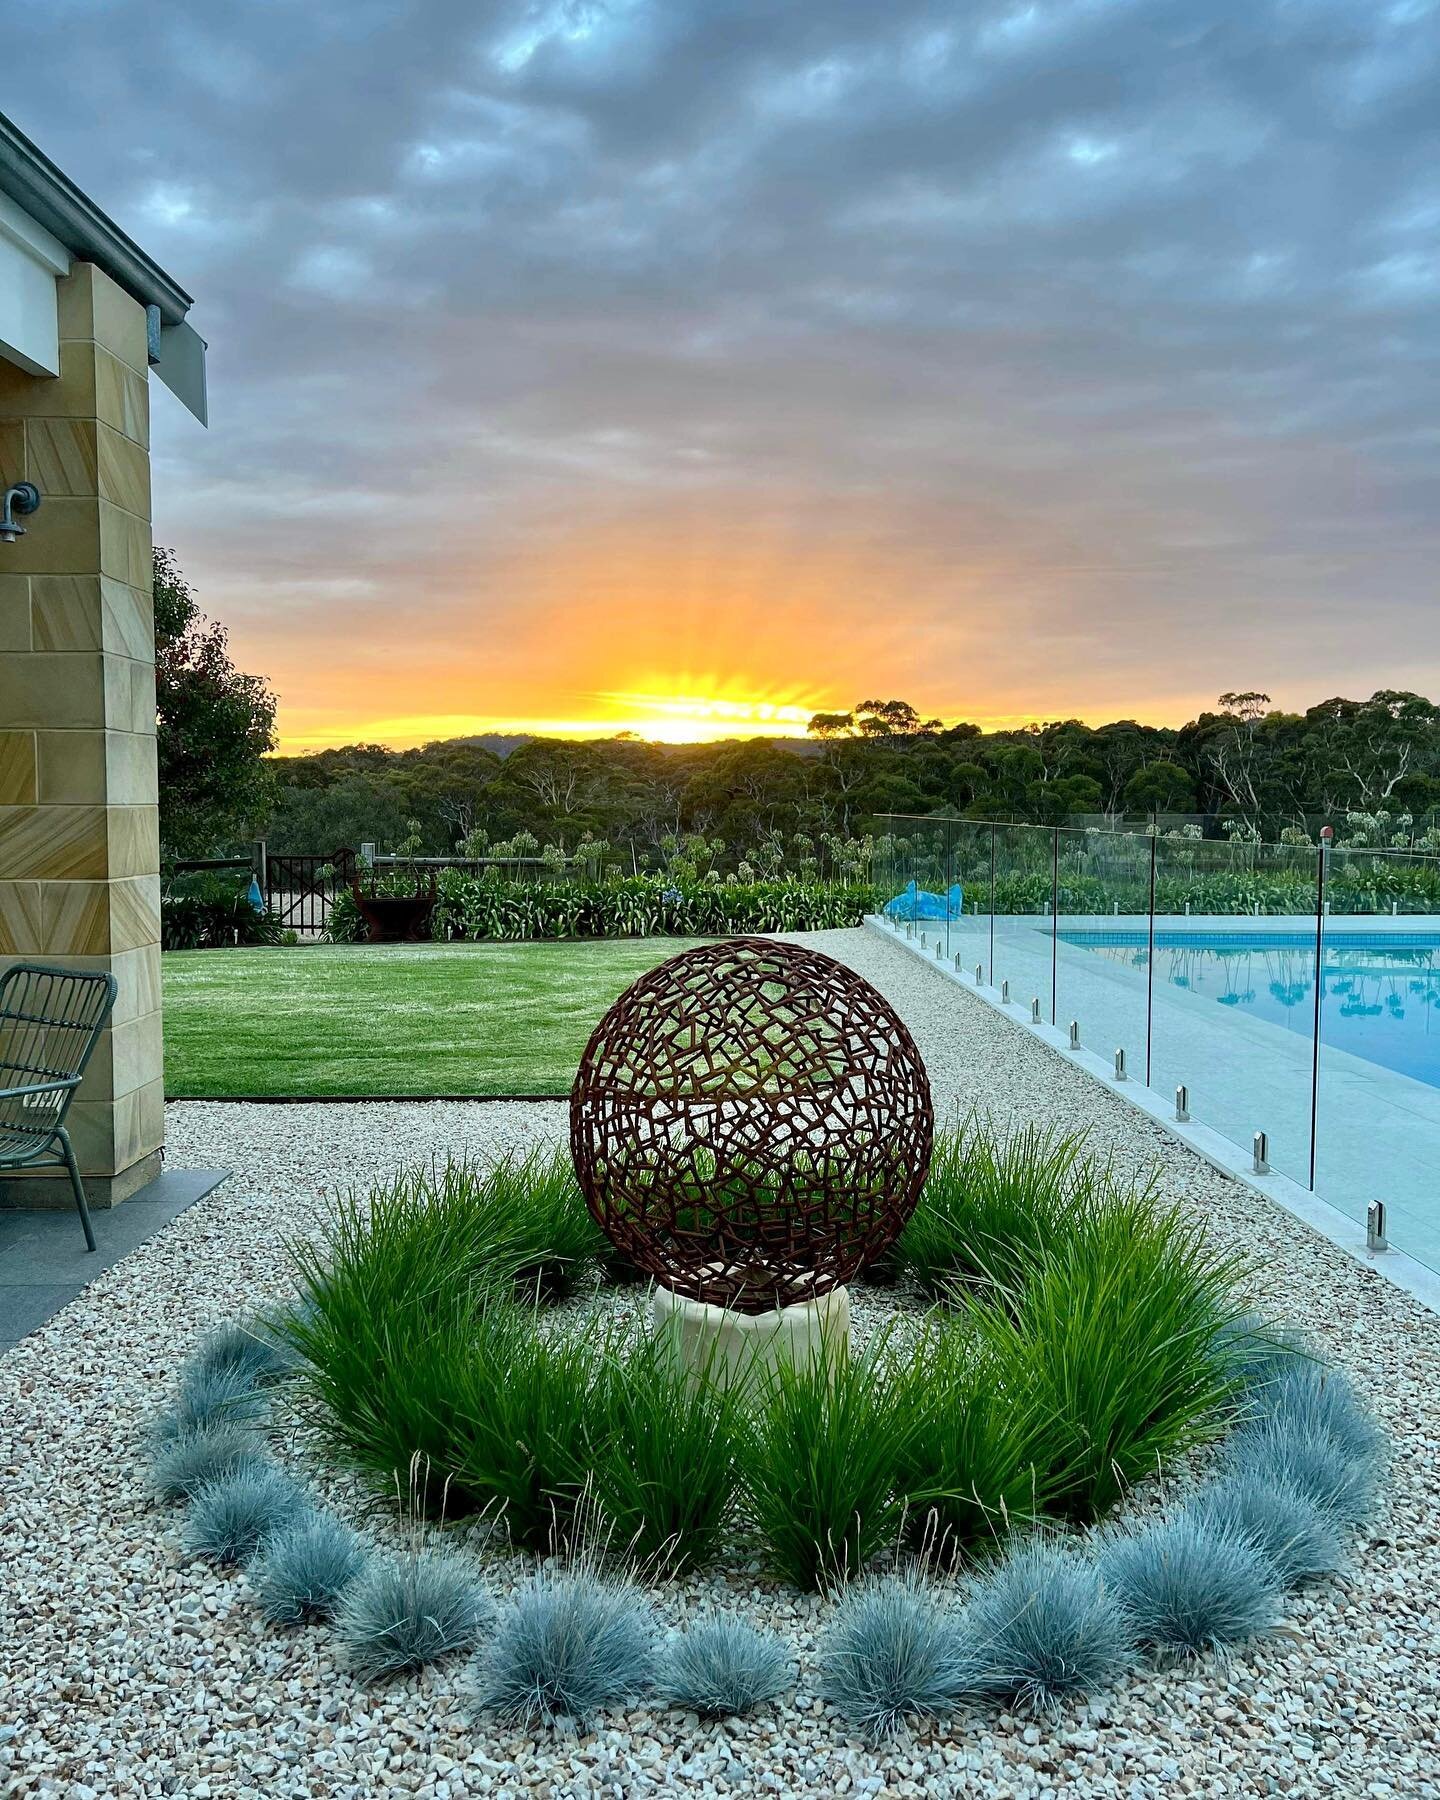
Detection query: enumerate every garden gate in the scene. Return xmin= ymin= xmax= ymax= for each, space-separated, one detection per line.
xmin=265 ymin=849 xmax=356 ymax=935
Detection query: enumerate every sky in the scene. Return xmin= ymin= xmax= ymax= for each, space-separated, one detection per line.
xmin=9 ymin=0 xmax=1440 ymax=751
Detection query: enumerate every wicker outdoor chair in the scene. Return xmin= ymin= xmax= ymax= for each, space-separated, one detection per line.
xmin=0 ymin=964 xmax=118 ymax=1252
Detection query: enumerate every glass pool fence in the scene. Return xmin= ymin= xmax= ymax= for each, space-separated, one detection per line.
xmin=873 ymin=816 xmax=1440 ymax=1275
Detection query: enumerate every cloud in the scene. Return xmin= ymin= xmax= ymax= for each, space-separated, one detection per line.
xmin=8 ymin=0 xmax=1440 ymax=746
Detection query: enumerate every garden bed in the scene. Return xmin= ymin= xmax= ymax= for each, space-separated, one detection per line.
xmin=3 ymin=930 xmax=1432 ymax=1797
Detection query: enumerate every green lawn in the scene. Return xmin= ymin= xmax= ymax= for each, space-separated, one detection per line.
xmin=163 ymin=939 xmax=705 ymax=1098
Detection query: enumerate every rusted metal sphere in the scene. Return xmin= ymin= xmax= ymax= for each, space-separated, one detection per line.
xmin=570 ymin=937 xmax=933 ymax=1314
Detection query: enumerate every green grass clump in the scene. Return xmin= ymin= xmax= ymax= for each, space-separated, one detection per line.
xmin=444 ymin=1305 xmax=605 ymax=1552
xmin=590 ymin=1332 xmax=740 ymax=1574
xmin=894 ymin=1318 xmax=1054 ymax=1564
xmin=740 ymin=1330 xmax=916 ymax=1590
xmin=284 ymin=1152 xmax=602 ymax=1511
xmin=895 ymin=1117 xmax=1093 ymax=1298
xmin=967 ymin=1188 xmax=1249 ymax=1523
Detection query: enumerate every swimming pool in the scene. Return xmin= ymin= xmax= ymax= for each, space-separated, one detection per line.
xmin=1058 ymin=929 xmax=1440 ymax=1091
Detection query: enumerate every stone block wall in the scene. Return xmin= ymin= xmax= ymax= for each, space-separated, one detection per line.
xmin=0 ymin=262 xmax=162 ymax=1205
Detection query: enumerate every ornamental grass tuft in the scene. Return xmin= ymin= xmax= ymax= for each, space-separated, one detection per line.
xmin=153 ymin=1363 xmax=271 ymax=1444
xmin=1223 ymin=1419 xmax=1380 ymax=1529
xmin=960 ymin=1537 xmax=1134 ymax=1712
xmin=589 ymin=1330 xmax=740 ymax=1575
xmin=248 ymin=1511 xmax=368 ymax=1624
xmin=334 ymin=1546 xmax=492 ymax=1680
xmin=740 ymin=1328 xmax=916 ymax=1591
xmin=662 ymin=1616 xmax=792 ymax=1718
xmin=483 ymin=1570 xmax=656 ymax=1729
xmin=151 ymin=1424 xmax=268 ymax=1503
xmin=1184 ymin=1472 xmax=1346 ymax=1589
xmin=967 ymin=1187 xmax=1249 ymax=1523
xmin=895 ymin=1117 xmax=1091 ymax=1298
xmin=183 ymin=1465 xmax=308 ymax=1567
xmin=1096 ymin=1514 xmax=1281 ymax=1659
xmin=819 ymin=1574 xmax=972 ymax=1741
xmin=188 ymin=1318 xmax=299 ymax=1389
xmin=1248 ymin=1359 xmax=1384 ymax=1465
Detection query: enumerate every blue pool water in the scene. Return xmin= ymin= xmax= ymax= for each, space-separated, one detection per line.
xmin=1058 ymin=930 xmax=1440 ymax=1091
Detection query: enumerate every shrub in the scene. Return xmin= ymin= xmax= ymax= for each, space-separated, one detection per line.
xmin=662 ymin=1617 xmax=792 ymax=1718
xmin=335 ymin=1547 xmax=492 ymax=1680
xmin=444 ymin=1304 xmax=605 ymax=1552
xmin=188 ymin=1318 xmax=298 ymax=1389
xmin=960 ymin=1537 xmax=1134 ymax=1712
xmin=1096 ymin=1515 xmax=1280 ymax=1659
xmin=1249 ymin=1360 xmax=1383 ymax=1464
xmin=1223 ymin=1420 xmax=1380 ymax=1529
xmin=483 ymin=1571 xmax=656 ymax=1729
xmin=590 ymin=1332 xmax=740 ymax=1574
xmin=248 ymin=1512 xmax=368 ymax=1624
xmin=151 ymin=1424 xmax=268 ymax=1502
xmin=740 ymin=1330 xmax=916 ymax=1590
xmin=153 ymin=1364 xmax=271 ymax=1444
xmin=161 ymin=871 xmax=282 ymax=951
xmin=969 ymin=1188 xmax=1248 ymax=1523
xmin=896 ymin=1118 xmax=1091 ymax=1298
xmin=819 ymin=1575 xmax=971 ymax=1741
xmin=893 ymin=1319 xmax=1054 ymax=1564
xmin=183 ymin=1465 xmax=308 ymax=1567
xmin=1185 ymin=1473 xmax=1346 ymax=1589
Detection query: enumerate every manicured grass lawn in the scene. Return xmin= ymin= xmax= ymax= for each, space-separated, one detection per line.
xmin=163 ymin=939 xmax=705 ymax=1098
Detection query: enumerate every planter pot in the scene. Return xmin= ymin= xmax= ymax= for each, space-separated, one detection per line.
xmin=351 ymin=873 xmax=438 ymax=943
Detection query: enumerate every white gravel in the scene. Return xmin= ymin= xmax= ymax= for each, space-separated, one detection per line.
xmin=3 ymin=927 xmax=1438 ymax=1798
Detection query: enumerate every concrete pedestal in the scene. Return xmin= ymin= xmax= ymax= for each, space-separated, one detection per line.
xmin=652 ymin=1282 xmax=850 ymax=1392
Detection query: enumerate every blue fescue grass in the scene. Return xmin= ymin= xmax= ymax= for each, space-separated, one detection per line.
xmin=1248 ymin=1360 xmax=1384 ymax=1465
xmin=1217 ymin=1311 xmax=1315 ymax=1391
xmin=151 ymin=1424 xmax=269 ymax=1502
xmin=1185 ymin=1473 xmax=1346 ymax=1589
xmin=483 ymin=1570 xmax=656 ymax=1729
xmin=189 ymin=1318 xmax=299 ymax=1389
xmin=248 ymin=1512 xmax=368 ymax=1624
xmin=1224 ymin=1420 xmax=1380 ymax=1529
xmin=334 ymin=1546 xmax=492 ymax=1680
xmin=819 ymin=1575 xmax=973 ymax=1742
xmin=153 ymin=1364 xmax=271 ymax=1444
xmin=960 ymin=1538 xmax=1134 ymax=1712
xmin=182 ymin=1465 xmax=308 ymax=1567
xmin=1096 ymin=1515 xmax=1281 ymax=1659
xmin=662 ymin=1617 xmax=792 ymax=1718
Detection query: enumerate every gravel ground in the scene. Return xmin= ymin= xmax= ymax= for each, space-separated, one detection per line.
xmin=3 ymin=926 xmax=1437 ymax=1799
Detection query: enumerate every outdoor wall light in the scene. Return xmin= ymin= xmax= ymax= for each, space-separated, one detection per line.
xmin=1 ymin=482 xmax=40 ymax=545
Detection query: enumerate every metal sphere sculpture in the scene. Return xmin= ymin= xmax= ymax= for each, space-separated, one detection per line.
xmin=570 ymin=937 xmax=933 ymax=1314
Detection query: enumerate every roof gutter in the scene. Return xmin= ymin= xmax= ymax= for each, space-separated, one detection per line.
xmin=0 ymin=109 xmax=206 ymax=423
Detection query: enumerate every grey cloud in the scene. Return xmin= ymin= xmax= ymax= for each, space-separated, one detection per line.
xmin=7 ymin=0 xmax=1440 ymax=724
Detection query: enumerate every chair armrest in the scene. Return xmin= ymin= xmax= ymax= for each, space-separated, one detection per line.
xmin=0 ymin=1076 xmax=80 ymax=1104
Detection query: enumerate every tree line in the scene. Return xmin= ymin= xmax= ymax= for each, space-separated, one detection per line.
xmin=152 ymin=551 xmax=1440 ymax=863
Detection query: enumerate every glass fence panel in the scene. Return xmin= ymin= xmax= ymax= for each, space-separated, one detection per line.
xmin=1053 ymin=827 xmax=1154 ymax=1079
xmin=947 ymin=820 xmax=992 ymax=977
xmin=1148 ymin=835 xmax=1319 ymax=1187
xmin=990 ymin=822 xmax=1055 ymax=1019
xmin=1315 ymin=844 xmax=1440 ymax=1270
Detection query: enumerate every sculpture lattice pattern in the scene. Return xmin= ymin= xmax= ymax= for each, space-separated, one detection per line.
xmin=570 ymin=937 xmax=934 ymax=1313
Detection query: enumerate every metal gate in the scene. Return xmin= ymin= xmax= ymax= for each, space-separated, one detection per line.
xmin=265 ymin=848 xmax=356 ymax=935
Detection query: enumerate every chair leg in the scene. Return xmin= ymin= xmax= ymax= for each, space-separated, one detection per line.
xmin=58 ymin=1129 xmax=97 ymax=1253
